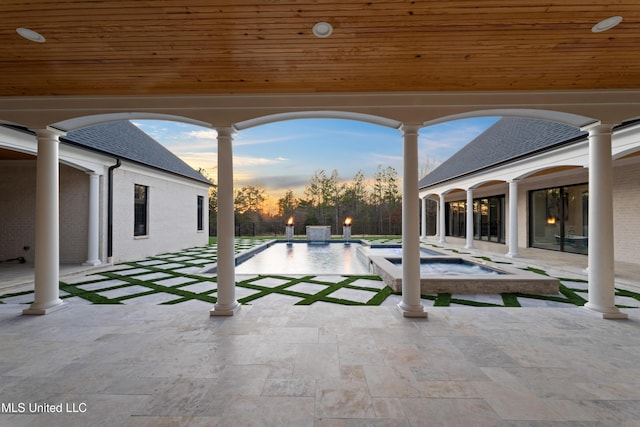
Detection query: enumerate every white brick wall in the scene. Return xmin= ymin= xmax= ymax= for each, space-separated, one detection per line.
xmin=60 ymin=165 xmax=89 ymax=263
xmin=110 ymin=164 xmax=209 ymax=263
xmin=0 ymin=161 xmax=36 ymax=262
xmin=613 ymin=160 xmax=640 ymax=264
xmin=0 ymin=162 xmax=90 ymax=263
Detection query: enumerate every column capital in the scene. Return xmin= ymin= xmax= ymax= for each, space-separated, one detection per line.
xmin=215 ymin=126 xmax=236 ymax=140
xmin=580 ymin=122 xmax=617 ymax=134
xmin=400 ymin=123 xmax=421 ymax=135
xmin=35 ymin=128 xmax=65 ymax=141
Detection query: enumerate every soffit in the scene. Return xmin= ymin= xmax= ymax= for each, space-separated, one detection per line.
xmin=1 ymin=1 xmax=638 ymax=97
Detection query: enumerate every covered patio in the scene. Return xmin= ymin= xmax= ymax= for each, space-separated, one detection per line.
xmin=3 ymin=2 xmax=640 ymax=319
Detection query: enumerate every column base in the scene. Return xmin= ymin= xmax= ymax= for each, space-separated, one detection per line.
xmin=23 ymin=299 xmax=65 ymax=315
xmin=506 ymin=251 xmax=520 ymax=258
xmin=210 ymin=301 xmax=241 ymax=317
xmin=464 ymin=244 xmax=475 ymax=250
xmin=396 ymin=302 xmax=428 ymax=318
xmin=83 ymin=259 xmax=102 ymax=266
xmin=583 ymin=303 xmax=628 ymax=320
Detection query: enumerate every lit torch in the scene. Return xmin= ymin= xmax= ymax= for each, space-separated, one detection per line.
xmin=343 ymin=217 xmax=352 ymax=244
xmin=285 ymin=216 xmax=295 ymax=243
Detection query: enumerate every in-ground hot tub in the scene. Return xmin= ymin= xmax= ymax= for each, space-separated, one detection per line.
xmin=362 ymin=248 xmax=559 ymax=295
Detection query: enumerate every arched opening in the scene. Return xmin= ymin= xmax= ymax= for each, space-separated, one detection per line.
xmin=229 ymin=117 xmax=403 ymax=237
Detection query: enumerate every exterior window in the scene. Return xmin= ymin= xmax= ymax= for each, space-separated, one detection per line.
xmin=529 ymin=183 xmax=588 ymax=255
xmin=197 ymin=195 xmax=204 ymax=231
xmin=134 ymin=184 xmax=148 ymax=236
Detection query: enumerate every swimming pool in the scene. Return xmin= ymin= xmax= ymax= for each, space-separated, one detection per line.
xmin=233 ymin=241 xmax=369 ymax=275
xmin=364 ymin=246 xmax=442 ymax=257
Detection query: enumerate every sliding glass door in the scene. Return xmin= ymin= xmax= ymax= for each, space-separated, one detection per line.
xmin=529 ymin=184 xmax=588 ymax=255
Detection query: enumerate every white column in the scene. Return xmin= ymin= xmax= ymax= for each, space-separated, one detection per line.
xmin=211 ymin=127 xmax=240 ymax=316
xmin=24 ymin=129 xmax=64 ymax=315
xmin=439 ymin=193 xmax=447 ymax=244
xmin=506 ymin=179 xmax=520 ymax=258
xmin=584 ymin=124 xmax=627 ymax=319
xmin=398 ymin=125 xmax=427 ymax=318
xmin=83 ymin=172 xmax=101 ymax=266
xmin=435 ymin=199 xmax=440 ymax=238
xmin=420 ymin=197 xmax=427 ymax=239
xmin=465 ymin=188 xmax=474 ymax=249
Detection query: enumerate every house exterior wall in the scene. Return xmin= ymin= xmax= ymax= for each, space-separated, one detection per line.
xmin=0 ymin=160 xmax=36 ymax=262
xmin=59 ymin=165 xmax=90 ymax=263
xmin=110 ymin=163 xmax=209 ymax=263
xmin=420 ymin=124 xmax=640 ymax=268
xmin=1 ymin=126 xmax=210 ymax=268
xmin=0 ymin=161 xmax=90 ymax=263
xmin=612 ymin=158 xmax=640 ymax=264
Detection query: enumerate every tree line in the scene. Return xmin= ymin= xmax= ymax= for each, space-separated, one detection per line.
xmin=205 ymin=165 xmax=403 ymax=237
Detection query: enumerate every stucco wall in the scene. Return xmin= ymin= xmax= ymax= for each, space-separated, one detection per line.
xmin=110 ymin=164 xmax=209 ymax=263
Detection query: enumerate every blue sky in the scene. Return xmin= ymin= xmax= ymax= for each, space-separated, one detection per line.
xmin=134 ymin=116 xmax=500 ymax=197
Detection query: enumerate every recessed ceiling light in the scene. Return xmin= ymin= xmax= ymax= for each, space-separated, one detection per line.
xmin=16 ymin=27 xmax=46 ymax=43
xmin=312 ymin=22 xmax=333 ymax=38
xmin=592 ymin=16 xmax=623 ymax=33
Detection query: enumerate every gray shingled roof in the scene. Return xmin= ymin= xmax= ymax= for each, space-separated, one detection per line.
xmin=419 ymin=117 xmax=587 ymax=188
xmin=62 ymin=121 xmax=210 ymax=184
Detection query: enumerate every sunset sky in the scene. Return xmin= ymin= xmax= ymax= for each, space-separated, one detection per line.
xmin=134 ymin=116 xmax=500 ymax=202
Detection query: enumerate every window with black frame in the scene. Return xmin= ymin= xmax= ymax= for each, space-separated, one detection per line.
xmin=529 ymin=184 xmax=588 ymax=254
xmin=197 ymin=195 xmax=204 ymax=231
xmin=134 ymin=184 xmax=148 ymax=236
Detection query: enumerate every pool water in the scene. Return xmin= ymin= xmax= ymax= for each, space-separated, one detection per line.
xmin=234 ymin=242 xmax=369 ymax=275
xmin=365 ymin=246 xmax=442 ymax=257
xmin=390 ymin=259 xmax=502 ymax=275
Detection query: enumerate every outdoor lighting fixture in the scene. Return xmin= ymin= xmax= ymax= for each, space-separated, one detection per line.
xmin=16 ymin=27 xmax=46 ymax=43
xmin=592 ymin=16 xmax=623 ymax=33
xmin=312 ymin=21 xmax=333 ymax=38
xmin=547 ymin=217 xmax=556 ymax=225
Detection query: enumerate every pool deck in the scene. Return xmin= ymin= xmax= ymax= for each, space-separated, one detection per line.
xmin=1 ymin=237 xmax=639 ymax=309
xmin=1 ymin=238 xmax=640 ymax=426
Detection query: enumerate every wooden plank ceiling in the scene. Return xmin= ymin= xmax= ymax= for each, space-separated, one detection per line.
xmin=0 ymin=1 xmax=639 ymax=96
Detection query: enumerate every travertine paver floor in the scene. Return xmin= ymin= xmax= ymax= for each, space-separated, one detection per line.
xmin=1 ymin=303 xmax=639 ymax=426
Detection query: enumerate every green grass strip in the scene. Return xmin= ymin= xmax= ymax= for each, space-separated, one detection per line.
xmin=98 ymin=271 xmax=219 ymax=304
xmin=59 ymin=282 xmax=121 ymax=304
xmin=501 ymin=293 xmax=521 ymax=307
xmin=558 ymin=283 xmax=588 ymax=306
xmin=434 ymin=293 xmax=452 ymax=306
xmin=522 ymin=266 xmax=549 ymax=276
xmin=448 ymin=297 xmax=503 ymax=307
xmin=616 ymin=289 xmax=640 ymax=301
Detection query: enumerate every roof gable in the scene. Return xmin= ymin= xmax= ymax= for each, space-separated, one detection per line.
xmin=62 ymin=121 xmax=210 ymax=184
xmin=419 ymin=117 xmax=586 ymax=188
